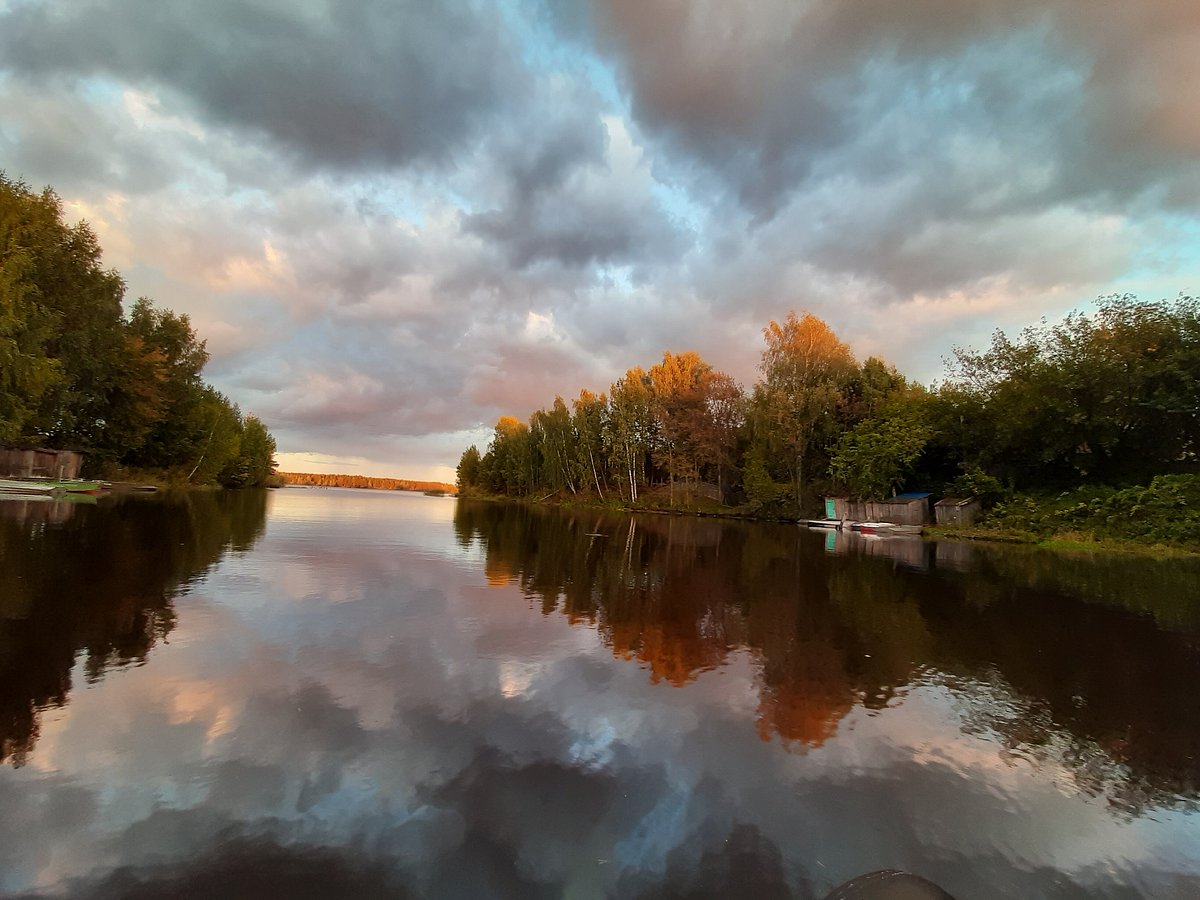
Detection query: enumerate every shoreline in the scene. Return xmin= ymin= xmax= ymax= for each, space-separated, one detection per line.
xmin=460 ymin=492 xmax=1200 ymax=558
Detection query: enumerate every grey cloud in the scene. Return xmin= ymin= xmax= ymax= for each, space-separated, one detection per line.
xmin=462 ymin=82 xmax=690 ymax=272
xmin=0 ymin=0 xmax=528 ymax=174
xmin=0 ymin=85 xmax=178 ymax=195
xmin=574 ymin=0 xmax=1200 ymax=223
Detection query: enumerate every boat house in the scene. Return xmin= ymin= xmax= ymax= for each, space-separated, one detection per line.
xmin=0 ymin=445 xmax=85 ymax=480
xmin=934 ymin=496 xmax=981 ymax=527
xmin=826 ymin=492 xmax=933 ymax=525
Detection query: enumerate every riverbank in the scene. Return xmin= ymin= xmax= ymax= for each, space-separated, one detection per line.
xmin=463 ymin=473 xmax=1200 ymax=557
xmin=924 ymin=525 xmax=1200 ymax=558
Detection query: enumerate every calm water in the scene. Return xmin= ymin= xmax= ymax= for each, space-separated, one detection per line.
xmin=2 ymin=488 xmax=1200 ymax=899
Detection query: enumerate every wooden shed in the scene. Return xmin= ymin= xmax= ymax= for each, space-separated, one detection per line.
xmin=0 ymin=445 xmax=85 ymax=479
xmin=827 ymin=493 xmax=932 ymax=525
xmin=934 ymin=496 xmax=981 ymax=527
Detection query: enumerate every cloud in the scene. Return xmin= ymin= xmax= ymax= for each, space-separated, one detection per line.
xmin=1 ymin=0 xmax=1198 ymax=474
xmin=0 ymin=0 xmax=528 ymax=174
xmin=577 ymin=0 xmax=1200 ymax=217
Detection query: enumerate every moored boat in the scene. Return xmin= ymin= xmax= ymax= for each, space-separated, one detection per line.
xmin=0 ymin=478 xmax=59 ymax=495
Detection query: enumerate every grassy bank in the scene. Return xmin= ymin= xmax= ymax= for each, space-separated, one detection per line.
xmin=464 ymin=474 xmax=1200 ymax=556
xmin=929 ymin=474 xmax=1200 ymax=556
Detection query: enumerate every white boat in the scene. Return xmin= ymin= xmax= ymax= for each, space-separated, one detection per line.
xmin=0 ymin=478 xmax=59 ymax=495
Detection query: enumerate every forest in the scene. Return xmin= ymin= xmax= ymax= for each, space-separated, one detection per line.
xmin=278 ymin=472 xmax=456 ymax=493
xmin=457 ymin=296 xmax=1200 ymax=538
xmin=0 ymin=175 xmax=276 ymax=486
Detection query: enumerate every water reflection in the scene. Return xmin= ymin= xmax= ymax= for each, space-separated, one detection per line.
xmin=0 ymin=490 xmax=268 ymax=765
xmin=453 ymin=501 xmax=1200 ymax=810
xmin=2 ymin=490 xmax=1198 ymax=899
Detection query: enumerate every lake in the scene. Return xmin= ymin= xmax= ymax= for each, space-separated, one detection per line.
xmin=2 ymin=487 xmax=1199 ymax=899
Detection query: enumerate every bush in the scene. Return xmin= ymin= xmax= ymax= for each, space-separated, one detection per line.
xmin=981 ymin=475 xmax=1200 ymax=547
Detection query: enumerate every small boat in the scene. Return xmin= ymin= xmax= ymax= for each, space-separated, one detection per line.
xmin=804 ymin=519 xmax=842 ymax=529
xmin=10 ymin=477 xmax=105 ymax=493
xmin=0 ymin=478 xmax=59 ymax=495
xmin=845 ymin=521 xmax=925 ymax=536
xmin=850 ymin=521 xmax=892 ymax=534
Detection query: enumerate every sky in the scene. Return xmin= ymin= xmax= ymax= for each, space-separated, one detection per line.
xmin=1 ymin=0 xmax=1198 ymax=482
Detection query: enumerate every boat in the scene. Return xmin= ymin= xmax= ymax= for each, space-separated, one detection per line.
xmin=14 ymin=477 xmax=104 ymax=493
xmin=850 ymin=521 xmax=892 ymax=534
xmin=0 ymin=478 xmax=60 ymax=495
xmin=848 ymin=521 xmax=924 ymax=536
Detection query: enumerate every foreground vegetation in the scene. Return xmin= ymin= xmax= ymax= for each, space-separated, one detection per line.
xmin=1 ymin=175 xmax=276 ymax=485
xmin=458 ymin=296 xmax=1200 ymax=548
xmin=930 ymin=475 xmax=1200 ymax=553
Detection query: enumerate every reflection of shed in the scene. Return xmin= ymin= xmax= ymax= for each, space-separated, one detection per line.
xmin=0 ymin=446 xmax=85 ymax=479
xmin=827 ymin=492 xmax=932 ymax=525
xmin=935 ymin=539 xmax=975 ymax=572
xmin=934 ymin=496 xmax=981 ymax=527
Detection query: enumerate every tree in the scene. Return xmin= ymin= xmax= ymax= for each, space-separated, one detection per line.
xmin=647 ymin=352 xmax=745 ymax=502
xmin=219 ymin=414 xmax=277 ymax=487
xmin=572 ymin=389 xmax=608 ymax=499
xmin=0 ymin=173 xmax=279 ymax=480
xmin=605 ymin=368 xmax=654 ymax=502
xmin=487 ymin=415 xmax=533 ymax=495
xmin=829 ymin=414 xmax=932 ymax=499
xmin=941 ymin=295 xmax=1200 ymax=487
xmin=648 ymin=351 xmax=711 ymax=502
xmin=0 ymin=174 xmax=124 ymax=447
xmin=755 ymin=312 xmax=857 ymax=510
xmin=530 ymin=397 xmax=579 ymax=495
xmin=456 ymin=445 xmax=483 ymax=495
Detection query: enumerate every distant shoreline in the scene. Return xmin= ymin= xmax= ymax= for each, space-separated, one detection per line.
xmin=278 ymin=472 xmax=457 ymax=494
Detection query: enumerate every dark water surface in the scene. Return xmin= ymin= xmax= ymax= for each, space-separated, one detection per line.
xmin=2 ymin=488 xmax=1200 ymax=899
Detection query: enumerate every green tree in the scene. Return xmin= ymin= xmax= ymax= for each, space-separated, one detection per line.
xmin=942 ymin=295 xmax=1200 ymax=487
xmin=219 ymin=414 xmax=277 ymax=487
xmin=0 ymin=174 xmax=125 ymax=447
xmin=605 ymin=368 xmax=654 ymax=502
xmin=456 ymin=445 xmax=483 ymax=495
xmin=530 ymin=397 xmax=579 ymax=495
xmin=829 ymin=414 xmax=932 ymax=499
xmin=572 ymin=389 xmax=609 ymax=499
xmin=487 ymin=415 xmax=533 ymax=495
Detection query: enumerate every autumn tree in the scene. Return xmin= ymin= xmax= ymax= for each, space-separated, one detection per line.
xmin=648 ymin=351 xmax=711 ymax=502
xmin=648 ymin=351 xmax=745 ymax=503
xmin=754 ymin=311 xmax=857 ymax=510
xmin=486 ymin=415 xmax=533 ymax=495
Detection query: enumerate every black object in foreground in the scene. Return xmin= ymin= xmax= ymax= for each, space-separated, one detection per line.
xmin=825 ymin=870 xmax=955 ymax=900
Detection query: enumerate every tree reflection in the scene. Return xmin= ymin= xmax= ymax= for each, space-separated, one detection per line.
xmin=454 ymin=500 xmax=1200 ymax=808
xmin=0 ymin=491 xmax=268 ymax=765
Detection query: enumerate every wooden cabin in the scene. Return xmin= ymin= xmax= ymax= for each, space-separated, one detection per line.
xmin=827 ymin=492 xmax=932 ymax=525
xmin=0 ymin=445 xmax=85 ymax=479
xmin=934 ymin=496 xmax=981 ymax=527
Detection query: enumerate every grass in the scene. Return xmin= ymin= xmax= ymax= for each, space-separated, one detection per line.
xmin=930 ymin=475 xmax=1200 ymax=556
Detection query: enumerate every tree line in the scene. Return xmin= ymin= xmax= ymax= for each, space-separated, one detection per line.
xmin=279 ymin=472 xmax=456 ymax=492
xmin=457 ymin=297 xmax=1200 ymax=515
xmin=1 ymin=174 xmax=276 ymax=485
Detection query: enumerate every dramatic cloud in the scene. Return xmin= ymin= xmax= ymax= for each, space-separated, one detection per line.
xmin=0 ymin=0 xmax=527 ymax=173
xmin=1 ymin=0 xmax=1197 ymax=477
